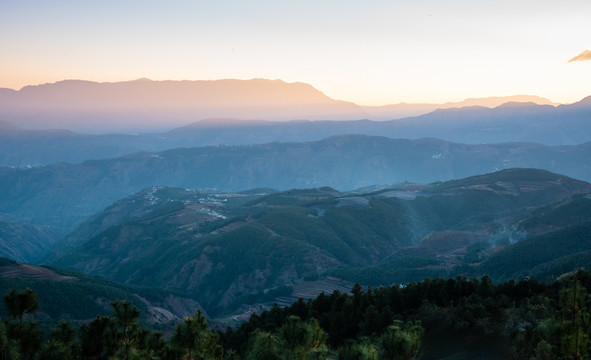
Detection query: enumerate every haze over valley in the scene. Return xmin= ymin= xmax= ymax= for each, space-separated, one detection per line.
xmin=1 ymin=79 xmax=590 ymax=169
xmin=2 ymin=78 xmax=591 ymax=309
xmin=1 ymin=76 xmax=591 ymax=358
xmin=2 ymin=1 xmax=591 ymax=358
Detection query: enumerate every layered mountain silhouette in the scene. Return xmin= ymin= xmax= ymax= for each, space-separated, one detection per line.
xmin=0 ymin=78 xmax=579 ymax=136
xmin=362 ymin=94 xmax=557 ymax=119
xmin=1 ymin=95 xmax=590 ymax=168
xmin=0 ymin=79 xmax=365 ymax=132
xmin=2 ymin=135 xmax=591 ymax=228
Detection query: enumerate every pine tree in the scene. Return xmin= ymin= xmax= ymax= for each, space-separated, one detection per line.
xmin=2 ymin=289 xmax=38 ymax=326
xmin=246 ymin=330 xmax=281 ymax=360
xmin=559 ymin=277 xmax=591 ymax=360
xmin=172 ymin=311 xmax=223 ymax=360
xmin=378 ymin=320 xmax=423 ymax=360
xmin=0 ymin=321 xmax=20 ymax=360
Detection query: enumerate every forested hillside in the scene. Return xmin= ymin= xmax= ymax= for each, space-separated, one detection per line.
xmin=45 ymin=169 xmax=591 ymax=320
xmin=2 ymin=269 xmax=590 ymax=359
xmin=0 ymin=258 xmax=201 ymax=325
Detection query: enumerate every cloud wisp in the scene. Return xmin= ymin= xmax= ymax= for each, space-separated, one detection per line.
xmin=568 ymin=50 xmax=591 ymax=63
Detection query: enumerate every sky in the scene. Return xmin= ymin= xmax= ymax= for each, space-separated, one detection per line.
xmin=1 ymin=0 xmax=590 ymax=105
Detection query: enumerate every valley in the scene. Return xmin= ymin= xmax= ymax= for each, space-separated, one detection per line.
xmin=3 ymin=166 xmax=591 ymax=358
xmin=1 ymin=79 xmax=591 ymax=359
xmin=12 ymin=168 xmax=587 ymax=323
xmin=3 ymin=1 xmax=591 ymax=356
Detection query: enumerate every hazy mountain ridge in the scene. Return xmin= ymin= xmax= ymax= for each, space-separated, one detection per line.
xmin=362 ymin=94 xmax=557 ymax=119
xmin=399 ymin=100 xmax=591 ymax=145
xmin=0 ymin=127 xmax=157 ymax=167
xmin=0 ymin=79 xmax=366 ymax=132
xmin=1 ymin=79 xmax=566 ymax=134
xmin=1 ymin=95 xmax=590 ymax=168
xmin=2 ymin=135 xmax=591 ymax=229
xmin=44 ymin=169 xmax=591 ymax=318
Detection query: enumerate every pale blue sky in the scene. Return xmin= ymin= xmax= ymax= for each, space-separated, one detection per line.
xmin=1 ymin=0 xmax=590 ymax=104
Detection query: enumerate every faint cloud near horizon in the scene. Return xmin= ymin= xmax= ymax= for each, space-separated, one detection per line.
xmin=568 ymin=50 xmax=591 ymax=62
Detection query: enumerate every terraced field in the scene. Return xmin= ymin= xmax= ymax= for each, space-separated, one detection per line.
xmin=274 ymin=277 xmax=355 ymax=307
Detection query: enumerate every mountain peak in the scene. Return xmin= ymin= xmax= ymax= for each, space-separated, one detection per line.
xmin=0 ymin=78 xmax=366 ymax=132
xmin=495 ymin=101 xmax=542 ymax=109
xmin=558 ymin=95 xmax=591 ymax=110
xmin=576 ymin=95 xmax=591 ymax=105
xmin=451 ymin=95 xmax=558 ymax=107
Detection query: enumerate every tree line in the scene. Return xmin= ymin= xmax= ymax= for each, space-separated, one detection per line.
xmin=2 ymin=270 xmax=591 ymax=359
xmin=223 ymin=271 xmax=591 ymax=359
xmin=0 ymin=289 xmax=420 ymax=360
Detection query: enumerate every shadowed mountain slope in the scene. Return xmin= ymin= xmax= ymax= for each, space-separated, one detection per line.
xmin=0 ymin=257 xmax=202 ymax=325
xmin=0 ymin=222 xmax=64 ymax=263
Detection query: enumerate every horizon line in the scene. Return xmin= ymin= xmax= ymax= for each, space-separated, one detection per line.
xmin=0 ymin=77 xmax=581 ymax=107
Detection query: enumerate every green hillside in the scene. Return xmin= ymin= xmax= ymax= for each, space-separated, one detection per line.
xmin=477 ymin=221 xmax=591 ymax=281
xmin=516 ymin=194 xmax=591 ymax=235
xmin=47 ymin=169 xmax=591 ymax=318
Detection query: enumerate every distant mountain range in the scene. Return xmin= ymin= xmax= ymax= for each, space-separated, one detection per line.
xmin=0 ymin=79 xmax=364 ymax=132
xmin=0 ymin=78 xmax=579 ymax=135
xmin=2 ymin=135 xmax=591 ymax=229
xmin=363 ymin=94 xmax=557 ymax=119
xmin=42 ymin=169 xmax=591 ymax=319
xmin=1 ymin=95 xmax=590 ymax=168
